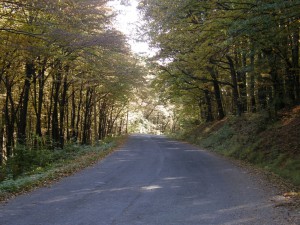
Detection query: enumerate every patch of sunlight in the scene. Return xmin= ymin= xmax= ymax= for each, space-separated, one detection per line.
xmin=109 ymin=187 xmax=133 ymax=192
xmin=184 ymin=149 xmax=203 ymax=152
xmin=44 ymin=196 xmax=69 ymax=204
xmin=141 ymin=185 xmax=162 ymax=191
xmin=163 ymin=177 xmax=186 ymax=181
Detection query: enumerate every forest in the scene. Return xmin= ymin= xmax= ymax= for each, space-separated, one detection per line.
xmin=0 ymin=0 xmax=145 ymax=181
xmin=139 ymin=0 xmax=299 ymax=124
xmin=0 ymin=0 xmax=299 ymax=191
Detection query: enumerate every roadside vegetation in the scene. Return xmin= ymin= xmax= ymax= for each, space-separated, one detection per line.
xmin=0 ymin=136 xmax=125 ymax=202
xmin=171 ymin=106 xmax=300 ymax=188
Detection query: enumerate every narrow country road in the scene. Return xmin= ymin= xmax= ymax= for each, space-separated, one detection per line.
xmin=0 ymin=135 xmax=296 ymax=225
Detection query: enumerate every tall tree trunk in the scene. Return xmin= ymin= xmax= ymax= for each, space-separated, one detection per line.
xmin=125 ymin=110 xmax=129 ymax=134
xmin=36 ymin=59 xmax=47 ymax=137
xmin=4 ymin=89 xmax=15 ymax=158
xmin=46 ymin=82 xmax=54 ymax=136
xmin=118 ymin=118 xmax=123 ymax=135
xmin=292 ymin=29 xmax=299 ymax=102
xmin=58 ymin=74 xmax=68 ymax=148
xmin=98 ymin=100 xmax=107 ymax=140
xmin=0 ymin=106 xmax=5 ymax=165
xmin=236 ymin=52 xmax=247 ymax=112
xmin=82 ymin=87 xmax=93 ymax=145
xmin=257 ymin=53 xmax=268 ymax=110
xmin=264 ymin=50 xmax=285 ymax=113
xmin=107 ymin=105 xmax=114 ymax=136
xmin=70 ymin=85 xmax=76 ymax=141
xmin=51 ymin=63 xmax=62 ymax=147
xmin=207 ymin=66 xmax=225 ymax=119
xmin=249 ymin=53 xmax=256 ymax=113
xmin=17 ymin=60 xmax=35 ymax=145
xmin=198 ymin=98 xmax=206 ymax=122
xmin=204 ymin=89 xmax=213 ymax=122
xmin=75 ymin=83 xmax=83 ymax=142
xmin=271 ymin=68 xmax=285 ymax=112
xmin=226 ymin=55 xmax=242 ymax=116
xmin=257 ymin=81 xmax=268 ymax=110
xmin=281 ymin=34 xmax=295 ymax=105
xmin=66 ymin=97 xmax=70 ymax=141
xmin=93 ymin=92 xmax=98 ymax=143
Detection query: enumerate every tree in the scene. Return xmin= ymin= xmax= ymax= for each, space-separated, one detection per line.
xmin=0 ymin=0 xmax=145 ymax=176
xmin=139 ymin=0 xmax=299 ymax=129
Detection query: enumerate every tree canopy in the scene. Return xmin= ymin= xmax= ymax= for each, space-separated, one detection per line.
xmin=139 ymin=0 xmax=299 ymax=128
xmin=0 ymin=0 xmax=145 ymax=175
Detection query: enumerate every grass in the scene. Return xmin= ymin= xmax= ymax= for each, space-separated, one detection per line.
xmin=262 ymin=155 xmax=300 ymax=186
xmin=170 ymin=109 xmax=300 ymax=189
xmin=0 ymin=136 xmax=126 ymax=202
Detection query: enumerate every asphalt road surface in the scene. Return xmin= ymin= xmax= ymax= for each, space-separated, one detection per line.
xmin=0 ymin=134 xmax=296 ymax=225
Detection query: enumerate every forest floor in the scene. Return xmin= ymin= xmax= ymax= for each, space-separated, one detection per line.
xmin=172 ymin=105 xmax=300 ymax=209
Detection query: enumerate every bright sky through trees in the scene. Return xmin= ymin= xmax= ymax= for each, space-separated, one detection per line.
xmin=109 ymin=0 xmax=154 ymax=56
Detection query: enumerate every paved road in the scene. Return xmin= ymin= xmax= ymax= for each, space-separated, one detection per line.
xmin=0 ymin=135 xmax=296 ymax=225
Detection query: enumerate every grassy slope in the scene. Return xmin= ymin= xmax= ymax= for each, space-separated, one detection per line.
xmin=174 ymin=106 xmax=300 ymax=188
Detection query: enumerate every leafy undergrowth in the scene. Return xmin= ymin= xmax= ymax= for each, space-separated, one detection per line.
xmin=172 ymin=106 xmax=300 ymax=189
xmin=0 ymin=136 xmax=127 ymax=203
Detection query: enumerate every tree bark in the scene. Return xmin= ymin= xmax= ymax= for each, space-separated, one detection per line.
xmin=93 ymin=91 xmax=98 ymax=143
xmin=249 ymin=53 xmax=256 ymax=113
xmin=58 ymin=73 xmax=68 ymax=148
xmin=292 ymin=29 xmax=299 ymax=102
xmin=82 ymin=87 xmax=93 ymax=145
xmin=35 ymin=58 xmax=47 ymax=137
xmin=75 ymin=83 xmax=83 ymax=142
xmin=17 ymin=60 xmax=35 ymax=145
xmin=0 ymin=106 xmax=5 ymax=165
xmin=236 ymin=52 xmax=247 ymax=112
xmin=107 ymin=105 xmax=116 ymax=136
xmin=204 ymin=89 xmax=213 ymax=122
xmin=98 ymin=100 xmax=107 ymax=140
xmin=226 ymin=55 xmax=242 ymax=116
xmin=264 ymin=50 xmax=285 ymax=113
xmin=206 ymin=66 xmax=225 ymax=119
xmin=51 ymin=63 xmax=62 ymax=148
xmin=70 ymin=85 xmax=76 ymax=141
xmin=4 ymin=87 xmax=16 ymax=158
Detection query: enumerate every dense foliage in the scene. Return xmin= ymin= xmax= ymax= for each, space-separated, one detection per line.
xmin=0 ymin=0 xmax=144 ymax=178
xmin=139 ymin=0 xmax=299 ymax=128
